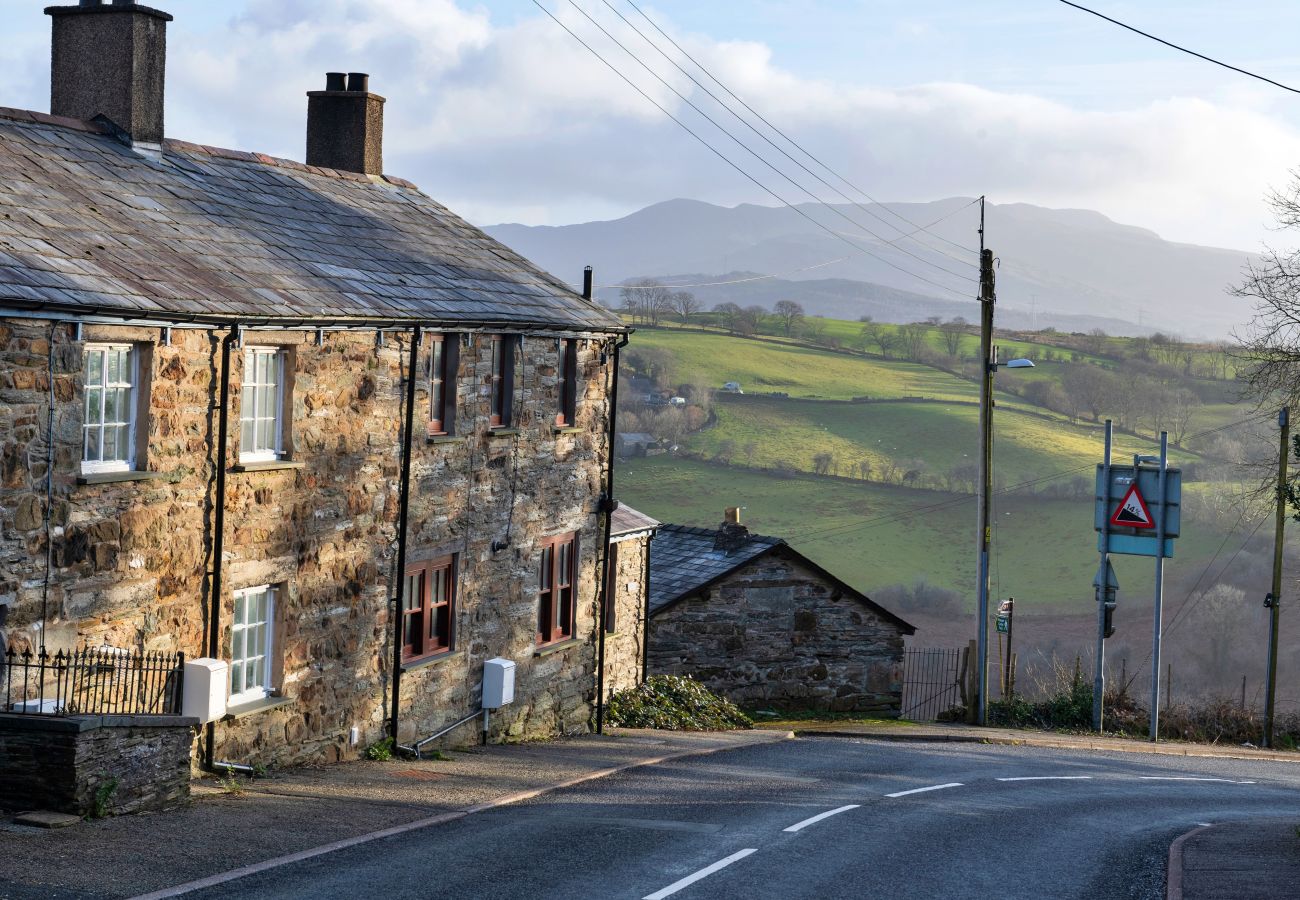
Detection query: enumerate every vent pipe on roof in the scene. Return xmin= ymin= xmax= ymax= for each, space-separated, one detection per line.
xmin=46 ymin=2 xmax=172 ymax=147
xmin=306 ymin=71 xmax=386 ymax=176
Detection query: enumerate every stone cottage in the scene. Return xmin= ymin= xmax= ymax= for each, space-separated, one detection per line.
xmin=0 ymin=1 xmax=630 ymax=770
xmin=646 ymin=510 xmax=916 ymax=714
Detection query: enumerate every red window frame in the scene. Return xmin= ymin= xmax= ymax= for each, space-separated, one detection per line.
xmin=489 ymin=335 xmax=514 ymax=428
xmin=428 ymin=333 xmax=459 ymax=436
xmin=402 ymin=555 xmax=457 ymax=663
xmin=538 ymin=533 xmax=578 ymax=646
xmin=556 ymin=339 xmax=578 ymax=427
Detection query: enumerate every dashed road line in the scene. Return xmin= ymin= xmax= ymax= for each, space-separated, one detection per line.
xmin=783 ymin=805 xmax=860 ymax=833
xmin=996 ymin=776 xmax=1094 ymax=782
xmin=1138 ymin=776 xmax=1256 ymax=784
xmin=643 ymin=849 xmax=758 ymax=900
xmin=885 ymin=782 xmax=963 ymax=799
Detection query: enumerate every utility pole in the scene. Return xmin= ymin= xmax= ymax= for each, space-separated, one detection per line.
xmin=1264 ymin=407 xmax=1290 ymax=748
xmin=975 ymin=196 xmax=995 ymax=726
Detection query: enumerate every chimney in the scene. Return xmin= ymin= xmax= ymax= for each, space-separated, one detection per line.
xmin=306 ymin=72 xmax=385 ymax=175
xmin=46 ymin=1 xmax=173 ymax=147
xmin=714 ymin=507 xmax=750 ymax=555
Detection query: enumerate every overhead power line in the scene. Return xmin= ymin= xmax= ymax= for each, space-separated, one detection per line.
xmin=597 ymin=0 xmax=978 ymax=267
xmin=617 ymin=0 xmax=980 ymax=257
xmin=561 ymin=0 xmax=976 ymax=285
xmin=532 ymin=1 xmax=974 ymax=301
xmin=1059 ymin=0 xmax=1300 ymax=95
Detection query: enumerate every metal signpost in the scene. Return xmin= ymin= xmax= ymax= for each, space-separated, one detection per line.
xmin=1092 ymin=423 xmax=1180 ymax=739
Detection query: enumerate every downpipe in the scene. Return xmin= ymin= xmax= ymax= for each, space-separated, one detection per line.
xmin=595 ymin=332 xmax=630 ymax=734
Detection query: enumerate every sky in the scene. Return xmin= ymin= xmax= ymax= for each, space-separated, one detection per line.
xmin=4 ymin=1 xmax=1300 ymax=250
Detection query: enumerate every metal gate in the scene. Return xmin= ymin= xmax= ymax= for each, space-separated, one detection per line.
xmin=901 ymin=647 xmax=966 ymax=721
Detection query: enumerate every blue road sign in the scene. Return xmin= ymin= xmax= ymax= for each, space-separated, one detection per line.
xmin=1095 ymin=464 xmax=1181 ymax=558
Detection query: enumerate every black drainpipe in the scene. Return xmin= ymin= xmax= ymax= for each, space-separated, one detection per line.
xmin=204 ymin=325 xmax=237 ymax=771
xmin=594 ymin=270 xmax=628 ymax=734
xmin=389 ymin=326 xmax=421 ymax=743
xmin=641 ymin=532 xmax=653 ymax=683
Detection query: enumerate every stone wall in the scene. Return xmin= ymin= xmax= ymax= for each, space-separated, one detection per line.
xmin=647 ymin=548 xmax=906 ymax=714
xmin=0 ymin=713 xmax=198 ymax=816
xmin=0 ymin=318 xmax=616 ymax=768
xmin=603 ymin=532 xmax=651 ymax=699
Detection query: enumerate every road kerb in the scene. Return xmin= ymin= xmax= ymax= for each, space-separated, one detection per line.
xmin=1166 ymin=824 xmax=1211 ymax=900
xmin=791 ymin=728 xmax=1300 ymax=763
xmin=129 ymin=731 xmax=794 ymax=900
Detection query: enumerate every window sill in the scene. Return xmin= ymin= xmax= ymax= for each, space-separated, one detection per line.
xmin=77 ymin=470 xmax=165 ymax=486
xmin=223 ymin=694 xmax=293 ymax=721
xmin=534 ymin=637 xmax=580 ymax=658
xmin=552 ymin=426 xmax=583 ymax=435
xmin=487 ymin=428 xmax=521 ymax=438
xmin=426 ymin=434 xmax=463 ymax=445
xmin=230 ymin=460 xmax=306 ymax=473
xmin=402 ymin=649 xmax=462 ymax=673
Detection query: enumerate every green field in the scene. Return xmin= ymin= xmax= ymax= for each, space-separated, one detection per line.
xmin=619 ymin=457 xmax=1229 ymax=613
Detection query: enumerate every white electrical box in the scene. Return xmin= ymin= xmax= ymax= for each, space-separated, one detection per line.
xmin=183 ymin=658 xmax=229 ymax=723
xmin=482 ymin=657 xmax=516 ymax=709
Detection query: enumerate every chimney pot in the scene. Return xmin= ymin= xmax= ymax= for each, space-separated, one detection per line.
xmin=725 ymin=507 xmax=741 ymax=525
xmin=46 ymin=2 xmax=172 ymax=145
xmin=306 ymin=72 xmax=386 ymax=176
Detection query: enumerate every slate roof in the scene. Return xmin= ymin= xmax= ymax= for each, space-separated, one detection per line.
xmin=648 ymin=524 xmax=783 ymax=613
xmin=647 ymin=523 xmax=916 ymax=634
xmin=0 ymin=108 xmax=624 ymax=332
xmin=610 ymin=504 xmax=659 ymax=538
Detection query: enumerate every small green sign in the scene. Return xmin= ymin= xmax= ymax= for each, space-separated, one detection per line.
xmin=995 ymin=616 xmax=1009 ymax=634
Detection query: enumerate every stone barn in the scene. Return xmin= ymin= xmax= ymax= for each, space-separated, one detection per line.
xmin=646 ymin=511 xmax=915 ymax=715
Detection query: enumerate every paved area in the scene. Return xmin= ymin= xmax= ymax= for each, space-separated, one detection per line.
xmin=125 ymin=738 xmax=1300 ymax=900
xmin=1168 ymin=821 xmax=1300 ymax=900
xmin=0 ymin=728 xmax=787 ymax=900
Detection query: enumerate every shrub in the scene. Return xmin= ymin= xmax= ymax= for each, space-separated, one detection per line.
xmin=607 ymin=676 xmax=753 ymax=731
xmin=366 ymin=738 xmax=395 ymax=761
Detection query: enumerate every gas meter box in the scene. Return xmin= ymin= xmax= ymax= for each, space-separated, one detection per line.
xmin=482 ymin=657 xmax=516 ymax=709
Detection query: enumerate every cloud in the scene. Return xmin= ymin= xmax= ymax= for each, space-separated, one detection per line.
xmin=3 ymin=0 xmax=1297 ymax=248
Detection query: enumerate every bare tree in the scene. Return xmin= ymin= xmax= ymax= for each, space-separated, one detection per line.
xmin=713 ymin=302 xmax=743 ymax=333
xmin=672 ymin=290 xmax=701 ymax=325
xmin=774 ymin=300 xmax=805 ymax=336
xmin=740 ymin=305 xmax=767 ymax=335
xmin=811 ymin=452 xmax=834 ymax=476
xmin=1062 ymin=365 xmax=1111 ymax=421
xmin=714 ymin=439 xmax=736 ymax=464
xmin=898 ymin=322 xmax=929 ymax=362
xmin=939 ymin=317 xmax=967 ymax=358
xmin=860 ymin=317 xmax=900 ymax=358
xmin=742 ymin=441 xmax=758 ymax=467
xmin=619 ymin=279 xmax=674 ymax=326
xmin=1236 ymin=177 xmax=1300 ymax=415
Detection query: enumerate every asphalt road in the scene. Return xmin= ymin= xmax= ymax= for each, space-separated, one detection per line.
xmin=181 ymin=737 xmax=1300 ymax=900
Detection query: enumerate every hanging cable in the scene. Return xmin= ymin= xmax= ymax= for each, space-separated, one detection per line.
xmin=1059 ymin=0 xmax=1300 ymax=95
xmin=561 ymin=0 xmax=976 ymax=285
xmin=593 ymin=0 xmax=979 ymax=268
xmin=617 ymin=0 xmax=981 ymax=255
xmin=532 ymin=1 xmax=974 ymax=301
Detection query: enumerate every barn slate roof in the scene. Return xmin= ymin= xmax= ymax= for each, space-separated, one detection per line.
xmin=647 ymin=523 xmax=916 ymax=634
xmin=0 ymin=108 xmax=624 ymax=332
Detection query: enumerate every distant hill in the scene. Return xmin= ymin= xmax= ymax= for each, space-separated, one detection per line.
xmin=485 ymin=198 xmax=1258 ymax=339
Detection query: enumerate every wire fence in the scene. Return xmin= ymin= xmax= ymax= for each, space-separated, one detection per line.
xmin=2 ymin=646 xmax=185 ymax=716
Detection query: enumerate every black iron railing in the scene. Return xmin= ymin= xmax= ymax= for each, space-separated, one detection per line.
xmin=1 ymin=647 xmax=185 ymax=716
xmin=902 ymin=647 xmax=966 ymax=722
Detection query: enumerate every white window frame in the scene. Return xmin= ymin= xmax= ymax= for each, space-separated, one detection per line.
xmin=81 ymin=343 xmax=137 ymax=474
xmin=229 ymin=585 xmax=276 ymax=706
xmin=239 ymin=346 xmax=285 ymax=463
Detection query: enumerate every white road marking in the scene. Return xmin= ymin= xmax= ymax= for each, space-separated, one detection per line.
xmin=885 ymin=782 xmax=964 ymax=798
xmin=783 ymin=804 xmax=860 ymax=833
xmin=1198 ymin=822 xmax=1214 ymax=827
xmin=642 ymin=849 xmax=758 ymax=900
xmin=996 ymin=776 xmax=1094 ymax=782
xmin=1138 ymin=776 xmax=1256 ymax=784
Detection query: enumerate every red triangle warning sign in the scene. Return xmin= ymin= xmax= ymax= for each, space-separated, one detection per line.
xmin=1110 ymin=483 xmax=1155 ymax=529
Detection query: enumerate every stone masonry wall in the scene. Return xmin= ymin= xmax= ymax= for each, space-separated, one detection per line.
xmin=647 ymin=549 xmax=906 ymax=714
xmin=0 ymin=713 xmax=197 ymax=816
xmin=0 ymin=318 xmax=616 ymax=768
xmin=603 ymin=532 xmax=650 ymax=699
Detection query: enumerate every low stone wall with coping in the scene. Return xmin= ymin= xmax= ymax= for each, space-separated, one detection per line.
xmin=0 ymin=713 xmax=198 ymax=816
